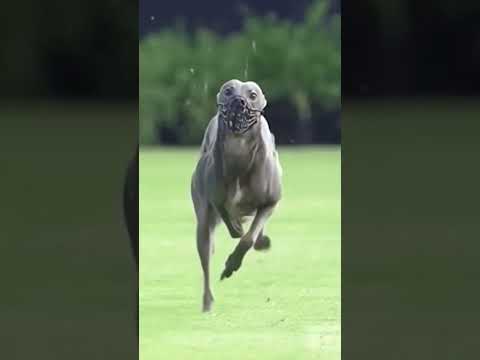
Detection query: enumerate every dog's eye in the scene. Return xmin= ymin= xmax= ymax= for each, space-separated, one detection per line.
xmin=249 ymin=92 xmax=257 ymax=100
xmin=224 ymin=88 xmax=233 ymax=96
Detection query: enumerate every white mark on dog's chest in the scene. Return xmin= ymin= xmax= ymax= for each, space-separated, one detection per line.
xmin=231 ymin=179 xmax=243 ymax=204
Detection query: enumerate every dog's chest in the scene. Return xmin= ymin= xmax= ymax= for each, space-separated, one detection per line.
xmin=220 ymin=133 xmax=263 ymax=217
xmin=222 ymin=136 xmax=255 ymax=174
xmin=223 ymin=136 xmax=250 ymax=158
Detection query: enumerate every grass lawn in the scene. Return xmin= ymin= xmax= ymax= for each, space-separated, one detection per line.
xmin=140 ymin=146 xmax=341 ymax=360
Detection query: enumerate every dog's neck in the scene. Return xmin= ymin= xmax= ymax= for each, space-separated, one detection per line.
xmin=215 ymin=114 xmax=262 ymax=180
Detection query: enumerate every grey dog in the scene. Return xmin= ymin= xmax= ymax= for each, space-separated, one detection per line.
xmin=191 ymin=79 xmax=283 ymax=312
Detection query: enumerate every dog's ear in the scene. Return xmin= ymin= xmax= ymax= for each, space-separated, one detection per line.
xmin=260 ymin=94 xmax=267 ymax=111
xmin=246 ymin=81 xmax=267 ymax=111
xmin=216 ymin=80 xmax=229 ymax=105
xmin=217 ymin=79 xmax=240 ymax=104
xmin=258 ymin=89 xmax=267 ymax=111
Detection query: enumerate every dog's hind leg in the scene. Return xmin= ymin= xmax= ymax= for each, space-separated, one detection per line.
xmin=216 ymin=205 xmax=244 ymax=238
xmin=196 ymin=205 xmax=218 ymax=312
xmin=254 ymin=229 xmax=271 ymax=251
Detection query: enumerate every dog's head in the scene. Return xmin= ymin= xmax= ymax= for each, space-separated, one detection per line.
xmin=216 ymin=79 xmax=267 ymax=134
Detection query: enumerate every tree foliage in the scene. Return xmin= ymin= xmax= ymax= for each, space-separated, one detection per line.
xmin=139 ymin=0 xmax=340 ymax=145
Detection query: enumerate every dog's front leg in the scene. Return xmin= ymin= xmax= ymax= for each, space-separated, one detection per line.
xmin=220 ymin=204 xmax=276 ymax=280
xmin=216 ymin=205 xmax=244 ymax=238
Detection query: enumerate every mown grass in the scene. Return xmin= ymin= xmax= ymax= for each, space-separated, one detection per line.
xmin=140 ymin=146 xmax=340 ymax=360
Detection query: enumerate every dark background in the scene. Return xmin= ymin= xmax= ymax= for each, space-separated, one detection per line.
xmin=343 ymin=1 xmax=480 ymax=97
xmin=1 ymin=1 xmax=137 ymax=99
xmin=140 ymin=0 xmax=341 ymax=37
xmin=4 ymin=0 xmax=479 ymax=100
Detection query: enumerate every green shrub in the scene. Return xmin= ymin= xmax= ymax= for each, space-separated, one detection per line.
xmin=139 ymin=0 xmax=340 ymax=145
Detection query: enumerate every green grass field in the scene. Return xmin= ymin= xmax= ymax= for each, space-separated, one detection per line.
xmin=140 ymin=146 xmax=341 ymax=360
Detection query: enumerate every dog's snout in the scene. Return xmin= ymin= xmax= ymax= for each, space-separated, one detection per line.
xmin=230 ymin=96 xmax=246 ymax=110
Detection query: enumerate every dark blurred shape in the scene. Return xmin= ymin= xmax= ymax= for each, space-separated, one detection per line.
xmin=124 ymin=149 xmax=139 ymax=267
xmin=123 ymin=147 xmax=139 ymax=346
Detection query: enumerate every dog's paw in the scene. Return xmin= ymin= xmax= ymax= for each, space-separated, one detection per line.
xmin=220 ymin=253 xmax=240 ymax=280
xmin=220 ymin=252 xmax=243 ymax=280
xmin=220 ymin=267 xmax=233 ymax=280
xmin=220 ymin=240 xmax=252 ymax=280
xmin=202 ymin=292 xmax=214 ymax=312
xmin=254 ymin=235 xmax=271 ymax=251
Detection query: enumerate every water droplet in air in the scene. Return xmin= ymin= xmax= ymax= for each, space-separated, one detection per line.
xmin=189 ymin=68 xmax=195 ymax=74
xmin=150 ymin=16 xmax=155 ymax=21
xmin=252 ymin=40 xmax=256 ymax=53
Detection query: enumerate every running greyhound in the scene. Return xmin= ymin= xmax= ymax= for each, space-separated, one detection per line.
xmin=191 ymin=79 xmax=282 ymax=312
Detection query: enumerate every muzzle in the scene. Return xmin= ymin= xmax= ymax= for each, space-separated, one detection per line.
xmin=217 ymin=96 xmax=263 ymax=134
